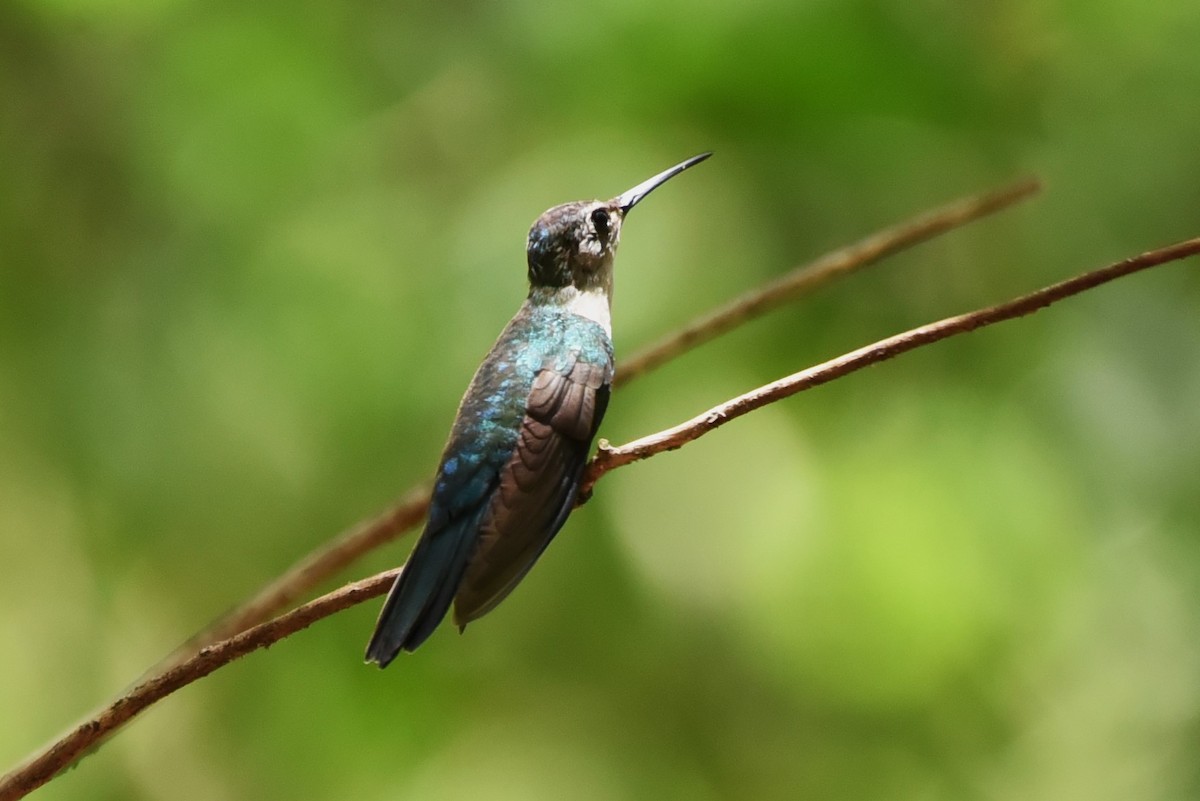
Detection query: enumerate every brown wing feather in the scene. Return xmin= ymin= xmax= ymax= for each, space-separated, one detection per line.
xmin=453 ymin=359 xmax=610 ymax=625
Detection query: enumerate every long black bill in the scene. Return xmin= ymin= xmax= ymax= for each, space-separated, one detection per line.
xmin=616 ymin=152 xmax=712 ymax=214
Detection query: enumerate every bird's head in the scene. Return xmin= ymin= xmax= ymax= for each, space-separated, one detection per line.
xmin=525 ymin=153 xmax=711 ymax=293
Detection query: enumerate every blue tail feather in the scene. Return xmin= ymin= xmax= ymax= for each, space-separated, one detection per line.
xmin=364 ymin=507 xmax=483 ymax=666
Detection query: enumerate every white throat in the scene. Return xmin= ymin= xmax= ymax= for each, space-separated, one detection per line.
xmin=563 ymin=286 xmax=612 ymax=336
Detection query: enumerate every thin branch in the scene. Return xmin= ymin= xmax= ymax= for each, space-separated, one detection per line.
xmin=141 ymin=483 xmax=430 ymax=682
xmin=614 ymin=176 xmax=1041 ymax=387
xmin=150 ymin=177 xmax=1040 ymax=677
xmin=4 ymin=233 xmax=1196 ymax=801
xmin=582 ymin=235 xmax=1200 ymax=491
xmin=0 ymin=570 xmax=401 ymax=801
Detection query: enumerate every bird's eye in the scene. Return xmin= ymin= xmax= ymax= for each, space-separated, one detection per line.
xmin=590 ymin=208 xmax=610 ymax=239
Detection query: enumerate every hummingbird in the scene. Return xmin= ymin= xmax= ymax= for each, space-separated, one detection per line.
xmin=365 ymin=153 xmax=711 ymax=666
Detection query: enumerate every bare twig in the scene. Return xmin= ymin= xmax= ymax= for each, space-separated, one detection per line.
xmin=145 ymin=482 xmax=430 ymax=680
xmin=0 ymin=570 xmax=401 ymax=801
xmin=615 ymin=176 xmax=1042 ymax=387
xmin=582 ymin=236 xmax=1200 ymax=491
xmin=151 ymin=177 xmax=1040 ymax=678
xmin=4 ymin=234 xmax=1196 ymax=801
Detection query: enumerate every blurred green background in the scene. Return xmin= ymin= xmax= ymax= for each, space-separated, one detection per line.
xmin=2 ymin=1 xmax=1199 ymax=799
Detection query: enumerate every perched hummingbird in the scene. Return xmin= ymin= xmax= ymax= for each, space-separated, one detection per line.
xmin=365 ymin=153 xmax=710 ymax=666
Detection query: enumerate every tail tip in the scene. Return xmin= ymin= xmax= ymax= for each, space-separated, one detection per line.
xmin=364 ymin=639 xmax=402 ymax=669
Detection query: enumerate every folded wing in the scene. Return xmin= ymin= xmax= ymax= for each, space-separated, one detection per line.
xmin=453 ymin=358 xmax=611 ymax=625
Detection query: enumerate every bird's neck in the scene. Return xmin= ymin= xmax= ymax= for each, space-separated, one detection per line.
xmin=527 ymin=283 xmax=613 ymax=337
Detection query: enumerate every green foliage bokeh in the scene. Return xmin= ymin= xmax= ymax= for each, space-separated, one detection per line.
xmin=2 ymin=1 xmax=1199 ymax=799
